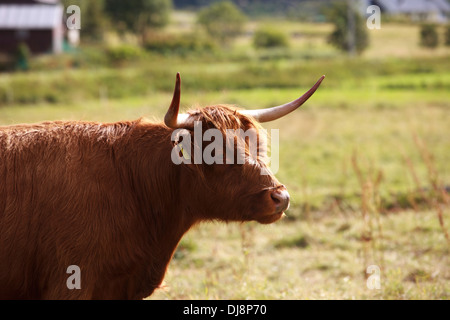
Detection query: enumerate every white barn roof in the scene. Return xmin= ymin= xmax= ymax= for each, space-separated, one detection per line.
xmin=375 ymin=0 xmax=450 ymax=14
xmin=0 ymin=4 xmax=63 ymax=29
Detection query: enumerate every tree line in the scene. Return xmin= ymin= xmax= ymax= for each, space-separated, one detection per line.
xmin=63 ymin=0 xmax=450 ymax=55
xmin=63 ymin=0 xmax=332 ymax=42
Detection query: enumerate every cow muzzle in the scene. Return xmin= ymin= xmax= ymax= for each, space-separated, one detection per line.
xmin=255 ymin=185 xmax=290 ymax=224
xmin=270 ymin=187 xmax=290 ymax=214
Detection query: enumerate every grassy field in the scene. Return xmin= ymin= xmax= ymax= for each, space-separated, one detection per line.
xmin=0 ymin=15 xmax=448 ymax=299
xmin=151 ymin=210 xmax=448 ymax=299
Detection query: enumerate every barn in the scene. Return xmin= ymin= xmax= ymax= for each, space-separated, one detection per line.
xmin=0 ymin=0 xmax=64 ymax=55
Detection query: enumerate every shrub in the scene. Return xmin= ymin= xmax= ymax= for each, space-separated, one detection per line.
xmin=419 ymin=24 xmax=438 ymax=48
xmin=105 ymin=45 xmax=144 ymax=65
xmin=143 ymin=33 xmax=216 ymax=56
xmin=15 ymin=43 xmax=31 ymax=71
xmin=253 ymin=27 xmax=289 ymax=49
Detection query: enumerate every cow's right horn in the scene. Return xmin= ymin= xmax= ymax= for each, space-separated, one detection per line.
xmin=240 ymin=75 xmax=325 ymax=123
xmin=164 ymin=73 xmax=191 ymax=129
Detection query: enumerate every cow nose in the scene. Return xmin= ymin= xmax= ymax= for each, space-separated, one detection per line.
xmin=270 ymin=188 xmax=290 ymax=213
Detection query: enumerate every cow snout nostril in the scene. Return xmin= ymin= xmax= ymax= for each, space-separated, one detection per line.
xmin=270 ymin=189 xmax=290 ymax=213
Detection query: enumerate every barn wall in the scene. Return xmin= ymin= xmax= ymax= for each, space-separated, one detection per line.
xmin=0 ymin=29 xmax=54 ymax=54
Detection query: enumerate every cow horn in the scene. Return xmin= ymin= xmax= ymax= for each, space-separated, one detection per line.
xmin=164 ymin=73 xmax=191 ymax=129
xmin=240 ymin=75 xmax=325 ymax=123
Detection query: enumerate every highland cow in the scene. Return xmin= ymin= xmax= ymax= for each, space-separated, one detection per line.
xmin=0 ymin=73 xmax=324 ymax=299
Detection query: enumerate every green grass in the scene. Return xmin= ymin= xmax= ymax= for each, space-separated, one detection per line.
xmin=1 ymin=55 xmax=449 ymax=106
xmin=150 ymin=210 xmax=448 ymax=300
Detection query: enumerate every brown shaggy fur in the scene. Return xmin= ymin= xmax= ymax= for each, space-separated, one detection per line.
xmin=0 ymin=105 xmax=284 ymax=299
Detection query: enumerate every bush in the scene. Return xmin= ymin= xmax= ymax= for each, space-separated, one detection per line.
xmin=253 ymin=27 xmax=289 ymax=49
xmin=15 ymin=43 xmax=31 ymax=71
xmin=143 ymin=33 xmax=217 ymax=56
xmin=105 ymin=45 xmax=144 ymax=65
xmin=420 ymin=24 xmax=439 ymax=48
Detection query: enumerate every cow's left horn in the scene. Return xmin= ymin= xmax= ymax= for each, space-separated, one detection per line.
xmin=164 ymin=72 xmax=191 ymax=129
xmin=240 ymin=75 xmax=325 ymax=123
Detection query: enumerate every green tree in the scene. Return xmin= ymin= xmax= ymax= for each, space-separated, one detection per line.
xmin=83 ymin=0 xmax=108 ymax=41
xmin=419 ymin=24 xmax=439 ymax=48
xmin=444 ymin=24 xmax=450 ymax=46
xmin=197 ymin=1 xmax=246 ymax=46
xmin=104 ymin=0 xmax=172 ymax=40
xmin=445 ymin=24 xmax=450 ymax=46
xmin=62 ymin=0 xmax=109 ymax=42
xmin=326 ymin=1 xmax=369 ymax=55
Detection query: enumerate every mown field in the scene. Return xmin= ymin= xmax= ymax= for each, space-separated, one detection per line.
xmin=0 ymin=15 xmax=448 ymax=299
